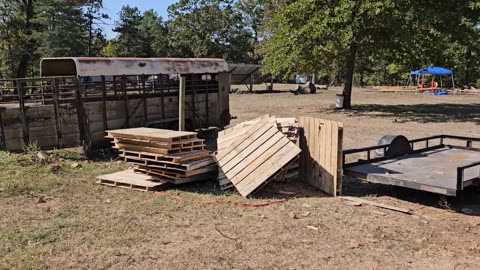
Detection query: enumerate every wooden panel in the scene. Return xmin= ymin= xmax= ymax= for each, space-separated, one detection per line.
xmin=299 ymin=116 xmax=343 ymax=196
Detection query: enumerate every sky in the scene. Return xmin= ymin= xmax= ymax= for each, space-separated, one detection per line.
xmin=102 ymin=0 xmax=178 ymax=38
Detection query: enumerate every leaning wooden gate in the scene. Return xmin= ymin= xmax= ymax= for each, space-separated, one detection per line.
xmin=298 ymin=116 xmax=343 ymax=196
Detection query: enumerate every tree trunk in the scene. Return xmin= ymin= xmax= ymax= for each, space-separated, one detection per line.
xmin=342 ymin=40 xmax=357 ymax=109
xmin=15 ymin=0 xmax=34 ymax=79
xmin=464 ymin=47 xmax=471 ymax=86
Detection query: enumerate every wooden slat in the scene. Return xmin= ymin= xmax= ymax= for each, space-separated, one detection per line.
xmin=114 ymin=137 xmax=204 ymax=150
xmin=107 ymin=127 xmax=197 ymax=142
xmin=114 ymin=142 xmax=204 ymax=155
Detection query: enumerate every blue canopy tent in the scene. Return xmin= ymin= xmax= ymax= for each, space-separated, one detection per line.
xmin=409 ymin=66 xmax=455 ymax=89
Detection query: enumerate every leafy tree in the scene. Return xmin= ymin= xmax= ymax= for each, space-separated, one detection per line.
xmin=139 ymin=9 xmax=169 ymax=57
xmin=101 ymin=39 xmax=118 ymax=57
xmin=234 ymin=0 xmax=266 ymax=63
xmin=83 ymin=0 xmax=109 ymax=56
xmin=32 ymin=0 xmax=88 ymax=59
xmin=113 ymin=5 xmax=145 ymax=57
xmin=261 ymin=0 xmax=480 ymax=108
xmin=167 ymin=0 xmax=252 ymax=62
xmin=0 ymin=0 xmax=36 ymax=78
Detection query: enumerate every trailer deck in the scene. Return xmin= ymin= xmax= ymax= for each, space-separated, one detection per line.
xmin=343 ymin=135 xmax=480 ymax=196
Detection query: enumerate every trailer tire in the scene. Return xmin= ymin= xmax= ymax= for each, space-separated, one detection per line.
xmin=375 ymin=135 xmax=412 ymax=158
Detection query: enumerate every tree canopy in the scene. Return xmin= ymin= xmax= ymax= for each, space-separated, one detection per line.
xmin=0 ymin=0 xmax=480 ymax=109
xmin=260 ymin=0 xmax=480 ymax=108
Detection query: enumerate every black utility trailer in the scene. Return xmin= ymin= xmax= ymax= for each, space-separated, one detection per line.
xmin=343 ymin=135 xmax=480 ymax=196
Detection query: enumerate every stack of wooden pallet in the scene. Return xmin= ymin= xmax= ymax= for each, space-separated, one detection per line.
xmin=97 ymin=128 xmax=217 ymax=191
xmin=216 ymin=116 xmax=301 ymax=196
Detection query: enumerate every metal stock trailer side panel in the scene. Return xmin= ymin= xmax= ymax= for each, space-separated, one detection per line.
xmin=0 ymin=73 xmax=230 ymax=151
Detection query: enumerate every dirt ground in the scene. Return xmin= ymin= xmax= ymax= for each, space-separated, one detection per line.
xmin=1 ymin=85 xmax=479 ymax=269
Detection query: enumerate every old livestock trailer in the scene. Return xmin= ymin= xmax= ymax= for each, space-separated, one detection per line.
xmin=0 ymin=57 xmax=231 ymax=151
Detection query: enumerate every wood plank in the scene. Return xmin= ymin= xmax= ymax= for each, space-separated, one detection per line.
xmin=340 ymin=196 xmax=412 ymax=214
xmin=121 ymin=149 xmax=211 ymax=163
xmin=146 ymin=157 xmax=215 ymax=171
xmin=107 ymin=127 xmax=197 ymax=142
xmin=313 ymin=118 xmax=320 ymax=187
xmin=330 ymin=122 xmax=340 ymax=196
xmin=325 ymin=120 xmax=334 ymax=195
xmin=337 ymin=125 xmax=344 ymax=195
xmin=136 ymin=167 xmax=216 ymax=184
xmin=114 ymin=137 xmax=204 ymax=150
xmin=298 ymin=117 xmax=307 ymax=182
xmin=114 ymin=142 xmax=204 ymax=155
xmin=136 ymin=163 xmax=217 ymax=177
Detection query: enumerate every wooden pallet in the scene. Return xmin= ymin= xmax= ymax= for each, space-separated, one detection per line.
xmin=135 ymin=163 xmax=218 ymax=177
xmin=134 ymin=167 xmax=217 ymax=184
xmin=276 ymin=117 xmax=299 ymax=144
xmin=106 ymin=127 xmax=197 ymax=142
xmin=121 ymin=149 xmax=211 ymax=163
xmin=298 ymin=117 xmax=343 ymax=196
xmin=96 ymin=170 xmax=171 ymax=192
xmin=124 ymin=156 xmax=215 ymax=171
xmin=113 ymin=137 xmax=204 ymax=150
xmin=217 ymin=116 xmax=276 ymax=151
xmin=216 ymin=118 xmax=301 ymax=197
xmin=113 ymin=142 xmax=204 ymax=155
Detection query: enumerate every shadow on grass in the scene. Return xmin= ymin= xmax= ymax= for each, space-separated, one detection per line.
xmin=169 ymin=179 xmax=326 ymax=200
xmin=343 ymin=103 xmax=480 ymax=125
xmin=343 ymin=176 xmax=480 ymax=215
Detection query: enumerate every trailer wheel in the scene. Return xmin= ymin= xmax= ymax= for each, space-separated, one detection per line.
xmin=375 ymin=135 xmax=412 ymax=158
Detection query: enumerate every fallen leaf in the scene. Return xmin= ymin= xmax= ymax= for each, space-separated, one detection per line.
xmin=307 ymin=225 xmax=319 ymax=231
xmin=36 ymin=197 xmax=46 ymax=204
xmin=50 ymin=164 xmax=60 ymax=173
xmin=70 ymin=163 xmax=81 ymax=169
xmin=289 ymin=212 xmax=298 ymax=219
xmin=347 ymin=201 xmax=362 ymax=207
xmin=301 ymin=211 xmax=311 ymax=217
xmin=371 ymin=210 xmax=387 ymax=216
xmin=350 ymin=241 xmax=362 ymax=249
